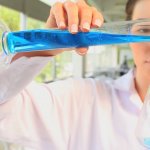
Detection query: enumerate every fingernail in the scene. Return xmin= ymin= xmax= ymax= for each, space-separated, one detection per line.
xmin=59 ymin=21 xmax=66 ymax=28
xmin=77 ymin=51 xmax=87 ymax=55
xmin=71 ymin=24 xmax=78 ymax=33
xmin=76 ymin=48 xmax=87 ymax=55
xmin=83 ymin=22 xmax=90 ymax=30
xmin=94 ymin=19 xmax=102 ymax=27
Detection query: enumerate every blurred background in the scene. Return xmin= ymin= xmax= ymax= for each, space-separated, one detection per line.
xmin=0 ymin=0 xmax=133 ymax=149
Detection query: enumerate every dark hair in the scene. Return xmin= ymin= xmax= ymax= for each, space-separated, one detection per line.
xmin=125 ymin=0 xmax=140 ymax=20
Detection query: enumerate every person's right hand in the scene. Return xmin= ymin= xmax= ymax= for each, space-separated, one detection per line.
xmin=45 ymin=0 xmax=104 ymax=56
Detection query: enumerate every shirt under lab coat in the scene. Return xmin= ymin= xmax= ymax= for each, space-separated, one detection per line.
xmin=0 ymin=56 xmax=147 ymax=150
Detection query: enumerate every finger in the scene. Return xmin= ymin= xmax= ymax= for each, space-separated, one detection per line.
xmin=64 ymin=1 xmax=79 ymax=34
xmin=91 ymin=7 xmax=104 ymax=28
xmin=78 ymin=6 xmax=93 ymax=32
xmin=46 ymin=10 xmax=57 ymax=28
xmin=47 ymin=2 xmax=67 ymax=29
xmin=75 ymin=47 xmax=88 ymax=55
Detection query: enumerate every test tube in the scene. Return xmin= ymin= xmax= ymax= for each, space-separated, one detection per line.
xmin=2 ymin=18 xmax=150 ymax=55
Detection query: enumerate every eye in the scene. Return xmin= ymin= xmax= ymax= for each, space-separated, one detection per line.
xmin=131 ymin=24 xmax=150 ymax=35
xmin=137 ymin=28 xmax=150 ymax=34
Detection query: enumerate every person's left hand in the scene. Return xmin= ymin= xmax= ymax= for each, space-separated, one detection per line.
xmin=12 ymin=0 xmax=104 ymax=61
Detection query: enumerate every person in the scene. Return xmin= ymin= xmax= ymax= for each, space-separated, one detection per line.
xmin=0 ymin=0 xmax=149 ymax=149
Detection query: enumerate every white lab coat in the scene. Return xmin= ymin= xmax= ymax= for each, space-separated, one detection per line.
xmin=0 ymin=57 xmax=147 ymax=150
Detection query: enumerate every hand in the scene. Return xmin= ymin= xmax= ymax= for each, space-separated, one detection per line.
xmin=46 ymin=0 xmax=104 ymax=56
xmin=13 ymin=0 xmax=104 ymax=60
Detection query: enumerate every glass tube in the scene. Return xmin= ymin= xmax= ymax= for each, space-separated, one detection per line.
xmin=0 ymin=20 xmax=12 ymax=65
xmin=2 ymin=18 xmax=150 ymax=55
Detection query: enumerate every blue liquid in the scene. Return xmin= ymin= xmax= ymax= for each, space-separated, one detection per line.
xmin=4 ymin=29 xmax=150 ymax=54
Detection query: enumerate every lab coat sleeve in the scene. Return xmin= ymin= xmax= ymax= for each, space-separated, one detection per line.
xmin=0 ymin=77 xmax=96 ymax=149
xmin=0 ymin=56 xmax=51 ymax=103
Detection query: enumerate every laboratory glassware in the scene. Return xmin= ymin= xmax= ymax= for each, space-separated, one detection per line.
xmin=2 ymin=18 xmax=150 ymax=55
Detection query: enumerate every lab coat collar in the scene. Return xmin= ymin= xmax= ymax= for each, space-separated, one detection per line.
xmin=114 ymin=68 xmax=143 ymax=108
xmin=114 ymin=69 xmax=135 ymax=92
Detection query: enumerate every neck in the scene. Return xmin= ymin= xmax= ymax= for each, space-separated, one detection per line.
xmin=135 ymin=68 xmax=150 ymax=102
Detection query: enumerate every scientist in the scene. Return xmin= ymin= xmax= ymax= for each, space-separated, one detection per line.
xmin=0 ymin=0 xmax=149 ymax=149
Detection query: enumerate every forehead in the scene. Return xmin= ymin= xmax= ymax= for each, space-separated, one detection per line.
xmin=132 ymin=0 xmax=150 ymax=20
